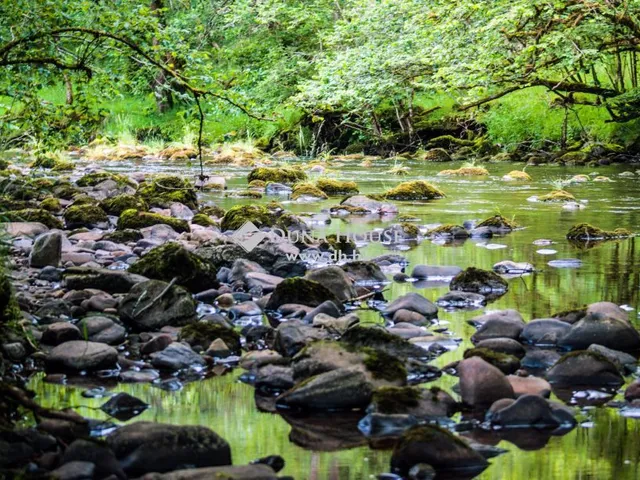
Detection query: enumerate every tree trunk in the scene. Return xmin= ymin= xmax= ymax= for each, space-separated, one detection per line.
xmin=150 ymin=0 xmax=174 ymax=113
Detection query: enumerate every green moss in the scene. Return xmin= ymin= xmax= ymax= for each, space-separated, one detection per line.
xmin=191 ymin=213 xmax=216 ymax=227
xmin=538 ymin=190 xmax=576 ymax=203
xmin=557 ymin=151 xmax=589 ymax=165
xmin=0 ymin=197 xmax=34 ymax=211
xmin=70 ymin=194 xmax=96 ymax=206
xmin=117 ymin=209 xmax=190 ymax=233
xmin=324 ymin=234 xmax=357 ymax=255
xmin=220 ymin=205 xmax=275 ymax=231
xmin=437 ymin=166 xmax=489 ymax=176
xmin=400 ymin=222 xmax=420 ymax=238
xmin=0 ymin=159 xmax=9 ymax=170
xmin=179 ymin=322 xmax=241 ymax=354
xmin=566 ymin=223 xmax=633 ymax=240
xmin=384 ymin=181 xmax=445 ymax=201
xmin=503 ymin=170 xmax=531 ymax=181
xmin=265 ymin=277 xmax=340 ymax=310
xmin=137 ymin=175 xmax=198 ymax=210
xmin=362 ymin=348 xmax=408 ymax=382
xmin=0 ymin=178 xmax=38 ymax=201
xmin=102 ymin=229 xmax=143 ymax=243
xmin=426 ymin=135 xmax=476 ymax=149
xmin=291 ymin=183 xmax=329 ymax=200
xmin=199 ymin=205 xmax=226 ymax=218
xmin=248 ymin=180 xmax=266 ymax=188
xmin=397 ymin=425 xmax=473 ymax=450
xmin=419 ymin=148 xmax=451 ymax=162
xmin=99 ymin=194 xmax=148 ymax=216
xmin=227 ymin=190 xmax=263 ymax=199
xmin=450 ymin=267 xmax=508 ymax=292
xmin=247 ymin=166 xmax=307 ymax=184
xmin=76 ymin=172 xmax=135 ymax=188
xmin=129 ymin=242 xmax=218 ymax=292
xmin=3 ymin=209 xmax=63 ymax=229
xmin=63 ymin=204 xmax=108 ymax=228
xmin=30 ymin=155 xmax=58 ymax=169
xmin=463 ymin=347 xmax=519 ymax=374
xmin=476 ymin=214 xmax=518 ymax=230
xmin=40 ymin=197 xmax=62 ymax=212
xmin=316 ymin=178 xmax=359 ymax=195
xmin=554 ymin=350 xmax=613 ymax=366
xmin=371 ymin=386 xmax=421 ymax=413
xmin=329 ymin=205 xmax=369 ymax=215
xmin=427 ymin=224 xmax=468 ymax=237
xmin=53 ymin=183 xmax=82 ymax=200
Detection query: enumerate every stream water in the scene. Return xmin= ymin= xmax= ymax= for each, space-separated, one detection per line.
xmin=28 ymin=158 xmax=640 ymax=479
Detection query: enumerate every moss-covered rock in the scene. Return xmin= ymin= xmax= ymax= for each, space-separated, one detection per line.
xmin=476 ymin=214 xmax=518 ymax=232
xmin=463 ymin=347 xmax=520 ymax=375
xmin=248 ymin=180 xmax=266 ymax=188
xmin=566 ymin=223 xmax=632 ymax=241
xmin=64 ymin=204 xmax=108 ymax=229
xmin=503 ymin=170 xmax=531 ymax=181
xmin=0 ymin=178 xmax=39 ymax=201
xmin=538 ymin=190 xmax=576 ymax=203
xmin=220 ymin=205 xmax=275 ymax=231
xmin=369 ymin=386 xmax=454 ymax=416
xmin=4 ymin=209 xmax=63 ymax=229
xmin=419 ymin=148 xmax=452 ymax=162
xmin=226 ymin=190 xmax=263 ymax=199
xmin=557 ymin=151 xmax=589 ymax=165
xmin=340 ymin=326 xmax=429 ymax=359
xmin=427 ymin=224 xmax=469 ymax=238
xmin=191 ymin=213 xmax=216 ymax=227
xmin=426 ymin=135 xmax=476 ymax=150
xmin=384 ymin=181 xmax=445 ymax=201
xmin=100 ymin=194 xmax=148 ymax=216
xmin=179 ymin=322 xmax=241 ymax=354
xmin=437 ymin=166 xmax=489 ymax=176
xmin=137 ymin=175 xmax=198 ymax=210
xmin=323 ymin=234 xmax=358 ymax=256
xmin=129 ymin=242 xmax=218 ymax=292
xmin=53 ymin=182 xmax=82 ymax=200
xmin=291 ymin=183 xmax=328 ymax=200
xmin=117 ymin=209 xmax=190 ymax=233
xmin=266 ymin=277 xmax=340 ymax=310
xmin=76 ymin=172 xmax=135 ymax=188
xmin=40 ymin=197 xmax=62 ymax=213
xmin=199 ymin=205 xmax=226 ymax=218
xmin=316 ymin=178 xmax=359 ymax=195
xmin=247 ymin=166 xmax=307 ymax=184
xmin=450 ymin=267 xmax=508 ymax=293
xmin=0 ymin=197 xmax=34 ymax=211
xmin=0 ymin=159 xmax=9 ymax=170
xmin=361 ymin=347 xmax=408 ymax=382
xmin=102 ymin=229 xmax=143 ymax=243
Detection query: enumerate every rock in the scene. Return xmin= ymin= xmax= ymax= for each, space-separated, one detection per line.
xmin=463 ymin=348 xmax=520 ymax=375
xmin=265 ymin=182 xmax=292 ymax=195
xmin=179 ymin=323 xmax=241 ymax=353
xmin=625 ymin=380 xmax=640 ymax=402
xmin=368 ymin=386 xmax=456 ymax=417
xmin=521 ymin=319 xmax=572 ymax=346
xmin=136 ymin=465 xmax=278 ymax=480
xmin=457 ymin=357 xmax=515 ymax=408
xmin=64 ymin=204 xmax=109 ymax=229
xmin=471 ymin=312 xmax=525 ymax=343
xmin=229 ymin=259 xmax=267 ymax=283
xmin=384 ymin=181 xmax=445 ymax=201
xmin=80 ymin=316 xmax=126 ymax=345
xmin=340 ymin=195 xmax=398 ymax=214
xmin=341 ymin=325 xmax=430 ymax=359
xmin=558 ymin=312 xmax=640 ymax=351
xmin=206 ymin=338 xmax=232 ymax=358
xmin=240 ymin=350 xmax=283 ymax=370
xmin=586 ymin=301 xmax=629 ymax=323
xmin=61 ymin=439 xmax=125 ymax=480
xmin=383 ymin=293 xmax=438 ymax=320
xmin=313 ymin=313 xmax=359 ymax=333
xmin=274 ymin=321 xmax=329 ymax=357
xmin=41 ymin=322 xmax=81 ymax=345
xmin=2 ymin=222 xmax=49 ymax=238
xmin=411 ymin=265 xmax=462 ymax=279
xmin=302 ymin=300 xmax=342 ymax=323
xmin=140 ymin=334 xmax=173 ymax=355
xmin=64 ymin=267 xmax=148 ymax=294
xmin=128 ymin=242 xmax=218 ymax=293
xmin=408 ymin=464 xmax=437 ymax=480
xmin=265 ymin=277 xmax=341 ymax=310
xmin=100 ymin=393 xmax=149 ymax=421
xmin=475 ymin=214 xmax=517 ymax=233
xmin=587 ymin=344 xmax=637 ymax=373
xmin=120 ymin=370 xmax=160 ymax=383
xmin=46 ymin=341 xmax=118 ymax=372
xmin=521 ymin=349 xmax=561 ymax=370
xmin=35 ymin=299 xmax=73 ymax=323
xmin=245 ymin=272 xmax=283 ymax=292
xmin=546 ymin=351 xmax=624 ymax=386
xmin=390 ymin=425 xmax=488 ymax=476
xmin=506 ymin=375 xmax=552 ymax=398
xmin=106 ymin=422 xmax=231 ymax=476
xmin=118 ymin=210 xmax=189 ymax=233
xmin=150 ymin=342 xmax=205 ymax=370
xmin=340 ymin=261 xmax=387 ymax=283
xmin=29 ymin=231 xmax=62 ymax=268
xmin=50 ymin=461 xmax=95 ymax=480
xmin=254 ymin=364 xmax=295 ymax=392
xmin=169 ymin=202 xmax=194 ymax=220
xmin=39 ymin=265 xmax=63 ymax=282
xmin=392 ymin=309 xmax=429 ymax=326
xmin=436 ymin=291 xmax=485 ymax=307
xmin=474 ymin=338 xmax=526 ymax=358
xmin=305 ymin=267 xmax=357 ymax=303
xmin=276 ymin=368 xmax=373 ymax=411
xmin=450 ymin=267 xmax=508 ymax=293
xmin=487 ymin=395 xmax=575 ymax=429
xmin=119 ymin=280 xmax=197 ymax=331
xmin=492 ymin=261 xmax=534 ymax=274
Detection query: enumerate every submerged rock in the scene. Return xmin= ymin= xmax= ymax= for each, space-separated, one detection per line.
xmin=546 ymin=351 xmax=624 ymax=387
xmin=368 ymin=386 xmax=456 ymax=417
xmin=521 ymin=319 xmax=572 ymax=347
xmin=390 ymin=425 xmax=488 ymax=476
xmin=100 ymin=393 xmax=149 ymax=421
xmin=340 ymin=195 xmax=398 ymax=214
xmin=487 ymin=394 xmax=576 ymax=429
xmin=383 ymin=293 xmax=438 ymax=320
xmin=106 ymin=422 xmax=231 ymax=476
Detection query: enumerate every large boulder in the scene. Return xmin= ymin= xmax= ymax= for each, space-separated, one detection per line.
xmin=265 ymin=278 xmax=340 ymax=310
xmin=119 ymin=280 xmax=197 ymax=331
xmin=450 ymin=267 xmax=508 ymax=294
xmin=521 ymin=319 xmax=572 ymax=346
xmin=340 ymin=326 xmax=430 ymax=359
xmin=383 ymin=293 xmax=438 ymax=320
xmin=546 ymin=351 xmax=624 ymax=386
xmin=558 ymin=312 xmax=640 ymax=351
xmin=276 ymin=368 xmax=373 ymax=411
xmin=46 ymin=341 xmax=118 ymax=372
xmin=128 ymin=242 xmax=218 ymax=293
xmin=106 ymin=422 xmax=231 ymax=476
xmin=63 ymin=204 xmax=109 ymax=229
xmin=304 ymin=266 xmax=357 ymax=302
xmin=471 ymin=312 xmax=525 ymax=343
xmin=29 ymin=231 xmax=62 ymax=268
xmin=390 ymin=425 xmax=488 ymax=476
xmin=457 ymin=357 xmax=515 ymax=408
xmin=63 ymin=268 xmax=148 ymax=294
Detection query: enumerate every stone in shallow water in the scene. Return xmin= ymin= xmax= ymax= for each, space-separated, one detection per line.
xmin=150 ymin=343 xmax=206 ymax=371
xmin=46 ymin=341 xmax=118 ymax=372
xmin=100 ymin=392 xmax=149 ymax=421
xmin=546 ymin=351 xmax=624 ymax=387
xmin=29 ymin=231 xmax=62 ymax=268
xmin=383 ymin=293 xmax=438 ymax=319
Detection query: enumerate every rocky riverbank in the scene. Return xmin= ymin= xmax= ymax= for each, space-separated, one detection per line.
xmin=1 ymin=158 xmax=640 ymax=479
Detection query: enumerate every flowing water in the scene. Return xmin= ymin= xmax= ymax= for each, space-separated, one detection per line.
xmin=28 ymin=158 xmax=640 ymax=479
